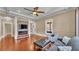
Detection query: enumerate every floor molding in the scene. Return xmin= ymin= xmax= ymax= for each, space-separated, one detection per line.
xmin=35 ymin=33 xmax=47 ymax=37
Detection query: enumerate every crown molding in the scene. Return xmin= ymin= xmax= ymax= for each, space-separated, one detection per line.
xmin=0 ymin=7 xmax=76 ymax=20
xmin=36 ymin=7 xmax=76 ymax=20
xmin=0 ymin=8 xmax=33 ymax=19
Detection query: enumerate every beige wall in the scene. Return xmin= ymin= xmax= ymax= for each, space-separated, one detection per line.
xmin=36 ymin=10 xmax=75 ymax=37
xmin=36 ymin=20 xmax=45 ymax=34
xmin=53 ymin=10 xmax=75 ymax=37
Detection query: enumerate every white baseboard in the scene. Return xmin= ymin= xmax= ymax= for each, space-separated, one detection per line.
xmin=35 ymin=33 xmax=47 ymax=37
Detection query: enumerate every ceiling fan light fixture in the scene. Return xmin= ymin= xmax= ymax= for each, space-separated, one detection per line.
xmin=33 ymin=11 xmax=37 ymax=15
xmin=24 ymin=7 xmax=44 ymax=16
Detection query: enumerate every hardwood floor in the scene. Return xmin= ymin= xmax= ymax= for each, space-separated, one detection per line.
xmin=0 ymin=34 xmax=47 ymax=51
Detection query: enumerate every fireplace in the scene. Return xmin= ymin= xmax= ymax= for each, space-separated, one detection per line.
xmin=18 ymin=24 xmax=28 ymax=39
xmin=18 ymin=29 xmax=28 ymax=35
xmin=20 ymin=24 xmax=28 ymax=29
xmin=18 ymin=24 xmax=28 ymax=34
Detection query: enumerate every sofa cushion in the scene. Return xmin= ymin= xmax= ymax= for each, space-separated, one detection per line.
xmin=47 ymin=45 xmax=58 ymax=51
xmin=57 ymin=46 xmax=72 ymax=51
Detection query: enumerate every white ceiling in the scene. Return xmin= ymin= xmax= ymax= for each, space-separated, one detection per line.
xmin=0 ymin=7 xmax=75 ymax=20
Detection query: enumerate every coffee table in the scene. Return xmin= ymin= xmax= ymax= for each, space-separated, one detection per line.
xmin=34 ymin=39 xmax=52 ymax=51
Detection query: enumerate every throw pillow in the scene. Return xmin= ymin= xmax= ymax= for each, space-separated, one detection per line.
xmin=62 ymin=36 xmax=71 ymax=45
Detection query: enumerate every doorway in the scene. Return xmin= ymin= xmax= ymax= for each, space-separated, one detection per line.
xmin=3 ymin=22 xmax=13 ymax=36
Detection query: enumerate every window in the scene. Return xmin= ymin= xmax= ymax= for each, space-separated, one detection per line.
xmin=45 ymin=19 xmax=53 ymax=35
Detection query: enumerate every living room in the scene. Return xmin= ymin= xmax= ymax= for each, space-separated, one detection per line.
xmin=0 ymin=7 xmax=79 ymax=51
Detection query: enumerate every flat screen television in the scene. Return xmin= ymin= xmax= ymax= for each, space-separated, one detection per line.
xmin=20 ymin=24 xmax=28 ymax=29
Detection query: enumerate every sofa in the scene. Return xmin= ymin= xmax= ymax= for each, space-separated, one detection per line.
xmin=67 ymin=36 xmax=79 ymax=51
xmin=47 ymin=34 xmax=79 ymax=51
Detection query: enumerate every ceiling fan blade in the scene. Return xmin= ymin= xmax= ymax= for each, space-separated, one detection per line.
xmin=24 ymin=8 xmax=32 ymax=11
xmin=37 ymin=11 xmax=44 ymax=13
xmin=35 ymin=7 xmax=39 ymax=10
xmin=24 ymin=7 xmax=44 ymax=16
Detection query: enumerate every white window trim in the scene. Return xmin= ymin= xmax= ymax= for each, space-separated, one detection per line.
xmin=76 ymin=8 xmax=79 ymax=36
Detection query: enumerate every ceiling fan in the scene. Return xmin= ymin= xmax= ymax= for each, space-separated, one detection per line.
xmin=24 ymin=7 xmax=45 ymax=16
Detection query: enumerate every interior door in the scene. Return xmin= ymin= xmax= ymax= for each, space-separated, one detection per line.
xmin=5 ymin=24 xmax=11 ymax=34
xmin=3 ymin=22 xmax=13 ymax=36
